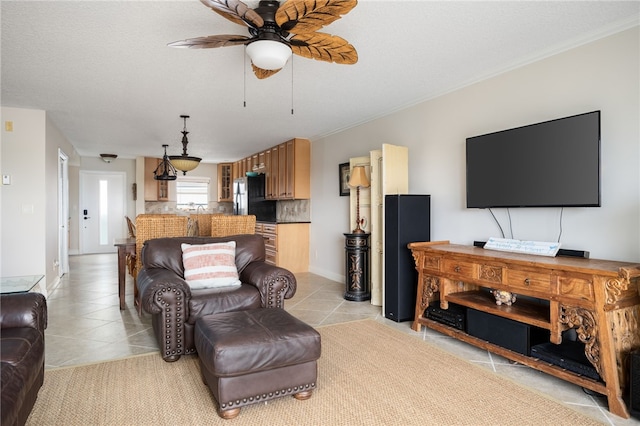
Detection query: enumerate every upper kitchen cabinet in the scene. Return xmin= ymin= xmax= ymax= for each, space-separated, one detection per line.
xmin=279 ymin=138 xmax=310 ymax=199
xmin=266 ymin=145 xmax=280 ymax=200
xmin=230 ymin=138 xmax=310 ymax=200
xmin=217 ymin=162 xmax=233 ymax=202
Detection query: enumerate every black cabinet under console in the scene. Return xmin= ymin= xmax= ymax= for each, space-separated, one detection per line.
xmin=466 ymin=308 xmax=548 ymax=356
xmin=384 ymin=195 xmax=430 ymax=322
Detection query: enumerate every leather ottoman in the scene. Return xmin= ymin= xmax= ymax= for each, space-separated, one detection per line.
xmin=194 ymin=308 xmax=321 ymax=419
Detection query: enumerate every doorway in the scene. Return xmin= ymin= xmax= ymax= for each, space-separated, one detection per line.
xmin=79 ymin=171 xmax=126 ymax=254
xmin=58 ymin=150 xmax=69 ymax=276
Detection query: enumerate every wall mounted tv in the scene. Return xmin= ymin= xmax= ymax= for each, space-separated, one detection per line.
xmin=466 ymin=111 xmax=601 ymax=208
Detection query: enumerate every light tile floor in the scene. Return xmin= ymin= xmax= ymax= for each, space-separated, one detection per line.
xmin=45 ymin=253 xmax=639 ymax=425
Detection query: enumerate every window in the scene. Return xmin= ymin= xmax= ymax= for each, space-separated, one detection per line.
xmin=176 ymin=177 xmax=210 ymax=210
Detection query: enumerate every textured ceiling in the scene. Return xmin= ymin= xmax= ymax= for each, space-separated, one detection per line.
xmin=2 ymin=1 xmax=638 ymax=163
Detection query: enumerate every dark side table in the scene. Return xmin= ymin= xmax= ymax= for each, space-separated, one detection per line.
xmin=343 ymin=232 xmax=371 ymax=301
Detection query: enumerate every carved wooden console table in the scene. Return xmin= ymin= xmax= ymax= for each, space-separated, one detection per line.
xmin=408 ymin=241 xmax=640 ymax=418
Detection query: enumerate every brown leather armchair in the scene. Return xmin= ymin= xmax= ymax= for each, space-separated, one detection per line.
xmin=1 ymin=292 xmax=47 ymax=426
xmin=137 ymin=234 xmax=297 ymax=362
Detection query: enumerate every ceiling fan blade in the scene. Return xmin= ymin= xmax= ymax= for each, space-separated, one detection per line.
xmin=252 ymin=63 xmax=282 ymax=80
xmin=291 ymin=32 xmax=357 ymax=64
xmin=200 ymin=0 xmax=264 ymax=28
xmin=168 ymin=34 xmax=250 ymax=49
xmin=276 ymin=0 xmax=357 ymax=33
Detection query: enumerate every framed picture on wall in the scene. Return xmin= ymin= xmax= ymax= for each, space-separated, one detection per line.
xmin=339 ymin=162 xmax=350 ymax=196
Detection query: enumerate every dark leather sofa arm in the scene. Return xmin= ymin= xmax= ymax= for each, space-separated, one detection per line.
xmin=0 ymin=292 xmax=47 ymax=333
xmin=240 ymin=262 xmax=297 ymax=308
xmin=137 ymin=267 xmax=191 ymax=315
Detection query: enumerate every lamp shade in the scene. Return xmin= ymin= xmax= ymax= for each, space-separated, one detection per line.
xmin=246 ymin=40 xmax=292 ymax=70
xmin=349 ymin=166 xmax=370 ymax=188
xmin=169 ymin=156 xmax=200 ymax=173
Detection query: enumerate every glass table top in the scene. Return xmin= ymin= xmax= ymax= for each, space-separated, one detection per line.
xmin=0 ymin=275 xmax=44 ymax=294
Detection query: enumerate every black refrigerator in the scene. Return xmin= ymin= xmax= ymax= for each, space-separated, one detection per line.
xmin=384 ymin=194 xmax=431 ymax=322
xmin=233 ymin=174 xmax=276 ymax=222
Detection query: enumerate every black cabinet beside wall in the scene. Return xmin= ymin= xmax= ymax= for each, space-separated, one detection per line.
xmin=384 ymin=195 xmax=431 ymax=322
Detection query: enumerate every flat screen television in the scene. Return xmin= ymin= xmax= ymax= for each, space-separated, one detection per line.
xmin=466 ymin=111 xmax=601 ymax=208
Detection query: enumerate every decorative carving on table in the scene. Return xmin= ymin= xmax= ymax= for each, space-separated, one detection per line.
xmin=560 ymin=305 xmax=601 ymax=375
xmin=423 ymin=255 xmax=440 ymax=270
xmin=605 ymin=277 xmax=629 ymax=305
xmin=479 ymin=265 xmax=502 ymax=283
xmin=418 ymin=275 xmax=440 ymax=310
xmin=610 ymin=306 xmax=640 ymax=390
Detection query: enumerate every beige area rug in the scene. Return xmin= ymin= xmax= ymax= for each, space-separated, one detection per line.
xmin=27 ymin=319 xmax=602 ymax=425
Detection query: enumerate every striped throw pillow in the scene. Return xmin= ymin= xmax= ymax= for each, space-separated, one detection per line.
xmin=181 ymin=241 xmax=241 ymax=289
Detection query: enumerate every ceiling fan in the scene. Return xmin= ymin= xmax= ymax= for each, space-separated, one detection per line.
xmin=169 ymin=0 xmax=358 ymax=79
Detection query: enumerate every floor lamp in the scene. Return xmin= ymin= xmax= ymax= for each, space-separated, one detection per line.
xmin=349 ymin=165 xmax=370 ymax=234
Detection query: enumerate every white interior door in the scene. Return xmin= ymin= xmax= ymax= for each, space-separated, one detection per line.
xmin=80 ymin=171 xmax=126 ymax=254
xmin=58 ymin=150 xmax=69 ymax=276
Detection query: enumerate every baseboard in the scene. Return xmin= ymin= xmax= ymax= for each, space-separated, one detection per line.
xmin=308 ymin=265 xmax=344 ymax=283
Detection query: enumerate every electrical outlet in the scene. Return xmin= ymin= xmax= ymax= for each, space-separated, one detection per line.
xmin=5 ymin=121 xmax=13 ymax=132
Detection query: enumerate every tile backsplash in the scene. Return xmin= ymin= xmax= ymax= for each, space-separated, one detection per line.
xmin=277 ymin=199 xmax=310 ymax=223
xmin=145 ymin=199 xmax=310 ymax=223
xmin=145 ymin=201 xmax=233 ymax=215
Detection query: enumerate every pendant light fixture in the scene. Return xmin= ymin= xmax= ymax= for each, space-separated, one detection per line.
xmin=169 ymin=115 xmax=201 ymax=175
xmin=154 ymin=144 xmax=177 ymax=181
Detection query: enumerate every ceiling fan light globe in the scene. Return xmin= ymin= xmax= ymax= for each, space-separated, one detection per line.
xmin=246 ymin=40 xmax=291 ymax=70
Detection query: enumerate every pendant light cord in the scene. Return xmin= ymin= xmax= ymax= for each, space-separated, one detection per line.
xmin=291 ymin=56 xmax=294 ymax=115
xmin=243 ymin=46 xmax=247 ymax=108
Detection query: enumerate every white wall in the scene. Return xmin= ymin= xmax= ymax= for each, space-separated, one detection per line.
xmin=1 ymin=107 xmax=79 ymax=291
xmin=1 ymin=108 xmax=47 ymax=277
xmin=310 ymin=27 xmax=640 ymax=281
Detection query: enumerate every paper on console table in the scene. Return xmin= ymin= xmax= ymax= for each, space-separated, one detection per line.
xmin=484 ymin=237 xmax=561 ymax=257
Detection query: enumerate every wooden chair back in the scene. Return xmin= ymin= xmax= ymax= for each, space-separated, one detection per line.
xmin=125 ymin=216 xmax=136 ymax=238
xmin=135 ymin=215 xmax=189 ymax=272
xmin=210 ymin=215 xmax=257 ymax=237
xmin=190 ymin=213 xmax=224 ymax=237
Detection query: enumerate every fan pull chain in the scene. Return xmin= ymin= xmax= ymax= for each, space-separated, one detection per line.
xmin=291 ymin=57 xmax=294 ymax=115
xmin=243 ymin=47 xmax=247 ymax=108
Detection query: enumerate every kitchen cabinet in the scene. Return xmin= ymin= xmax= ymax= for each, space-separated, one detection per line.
xmin=278 ymin=138 xmax=310 ymax=199
xmin=255 ymin=222 xmax=309 ymax=273
xmin=257 ymin=151 xmax=266 ymax=172
xmin=144 ymin=157 xmax=171 ymax=201
xmin=267 ymin=146 xmax=280 ymax=199
xmin=234 ymin=137 xmax=309 ymax=200
xmin=217 ymin=163 xmax=233 ymax=202
xmin=232 ymin=161 xmax=240 ymax=181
